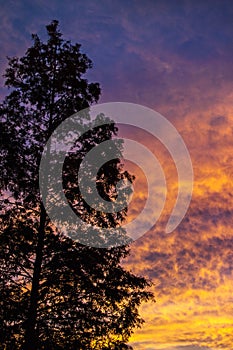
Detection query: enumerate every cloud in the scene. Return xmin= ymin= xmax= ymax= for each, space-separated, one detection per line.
xmin=123 ymin=95 xmax=233 ymax=348
xmin=209 ymin=115 xmax=228 ymax=127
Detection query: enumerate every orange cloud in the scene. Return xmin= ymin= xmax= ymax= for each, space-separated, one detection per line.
xmin=121 ymin=92 xmax=233 ymax=349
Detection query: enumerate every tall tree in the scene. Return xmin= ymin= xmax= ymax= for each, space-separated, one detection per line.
xmin=0 ymin=21 xmax=153 ymax=349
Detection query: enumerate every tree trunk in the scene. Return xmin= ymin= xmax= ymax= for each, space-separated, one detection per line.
xmin=23 ymin=204 xmax=47 ymax=350
xmin=24 ymin=42 xmax=59 ymax=349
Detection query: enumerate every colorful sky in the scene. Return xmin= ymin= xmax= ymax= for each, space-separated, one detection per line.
xmin=1 ymin=1 xmax=233 ymax=349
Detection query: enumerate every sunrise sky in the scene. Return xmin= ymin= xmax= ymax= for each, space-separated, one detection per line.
xmin=1 ymin=1 xmax=233 ymax=349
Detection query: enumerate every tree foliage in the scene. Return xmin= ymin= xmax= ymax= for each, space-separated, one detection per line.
xmin=0 ymin=20 xmax=153 ymax=349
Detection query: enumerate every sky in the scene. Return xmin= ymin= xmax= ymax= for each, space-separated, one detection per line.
xmin=1 ymin=0 xmax=233 ymax=349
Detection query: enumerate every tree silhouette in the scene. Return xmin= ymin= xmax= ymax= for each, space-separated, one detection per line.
xmin=0 ymin=20 xmax=153 ymax=349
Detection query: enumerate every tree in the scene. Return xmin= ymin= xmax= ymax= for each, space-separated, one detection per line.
xmin=0 ymin=20 xmax=153 ymax=349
